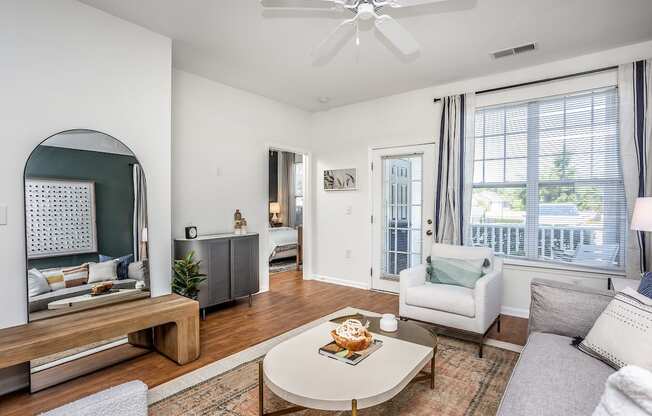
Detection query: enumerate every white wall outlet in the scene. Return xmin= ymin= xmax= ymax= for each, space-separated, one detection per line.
xmin=345 ymin=249 xmax=352 ymax=259
xmin=216 ymin=167 xmax=222 ymax=176
xmin=0 ymin=205 xmax=6 ymax=225
xmin=345 ymin=205 xmax=352 ymax=215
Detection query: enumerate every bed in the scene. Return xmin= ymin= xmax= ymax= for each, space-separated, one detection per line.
xmin=269 ymin=226 xmax=298 ymax=261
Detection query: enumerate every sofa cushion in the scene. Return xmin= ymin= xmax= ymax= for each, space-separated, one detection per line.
xmin=405 ymin=283 xmax=475 ymax=318
xmin=529 ymin=279 xmax=614 ymax=338
xmin=497 ymin=332 xmax=614 ymax=416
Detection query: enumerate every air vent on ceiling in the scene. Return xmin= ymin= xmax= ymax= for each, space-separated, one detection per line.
xmin=491 ymin=42 xmax=537 ymax=59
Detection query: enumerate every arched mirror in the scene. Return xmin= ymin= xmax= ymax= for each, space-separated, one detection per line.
xmin=25 ymin=129 xmax=150 ymax=323
xmin=24 ymin=130 xmax=152 ymax=391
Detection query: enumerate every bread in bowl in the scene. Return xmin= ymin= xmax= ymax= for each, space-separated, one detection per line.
xmin=330 ymin=319 xmax=373 ymax=351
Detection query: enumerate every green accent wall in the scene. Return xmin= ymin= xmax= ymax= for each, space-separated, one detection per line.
xmin=25 ymin=145 xmax=137 ymax=270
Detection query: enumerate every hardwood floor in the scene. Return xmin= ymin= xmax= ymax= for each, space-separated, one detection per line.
xmin=0 ymin=271 xmax=527 ymax=415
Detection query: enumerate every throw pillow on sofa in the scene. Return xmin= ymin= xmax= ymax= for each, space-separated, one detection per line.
xmin=579 ymin=287 xmax=652 ymax=370
xmin=99 ymin=254 xmax=134 ymax=279
xmin=426 ymin=256 xmax=485 ymax=288
xmin=43 ymin=270 xmax=66 ymax=291
xmin=88 ymin=260 xmax=119 ymax=284
xmin=62 ymin=264 xmax=89 ymax=288
xmin=638 ymin=272 xmax=652 ymax=299
xmin=128 ymin=261 xmax=147 ymax=281
xmin=27 ymin=268 xmax=51 ymax=297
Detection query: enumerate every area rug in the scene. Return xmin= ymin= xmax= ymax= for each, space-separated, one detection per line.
xmin=269 ymin=258 xmax=298 ymax=274
xmin=149 ymin=308 xmax=519 ymax=416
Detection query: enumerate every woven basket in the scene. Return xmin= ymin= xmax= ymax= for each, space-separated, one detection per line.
xmin=330 ymin=329 xmax=373 ymax=352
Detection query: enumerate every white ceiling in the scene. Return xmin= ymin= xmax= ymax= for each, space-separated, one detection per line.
xmin=79 ymin=0 xmax=652 ymax=111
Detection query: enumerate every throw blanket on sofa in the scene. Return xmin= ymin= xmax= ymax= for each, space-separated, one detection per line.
xmin=593 ymin=366 xmax=652 ymax=416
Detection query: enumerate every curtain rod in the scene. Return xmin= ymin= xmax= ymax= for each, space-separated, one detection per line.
xmin=432 ymin=65 xmax=618 ymax=103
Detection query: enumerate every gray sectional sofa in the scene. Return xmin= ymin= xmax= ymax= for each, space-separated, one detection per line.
xmin=29 ymin=279 xmax=138 ymax=312
xmin=498 ymin=279 xmax=623 ymax=416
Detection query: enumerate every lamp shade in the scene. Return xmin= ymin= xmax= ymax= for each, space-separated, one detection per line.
xmin=269 ymin=202 xmax=281 ymax=214
xmin=631 ymin=197 xmax=652 ymax=232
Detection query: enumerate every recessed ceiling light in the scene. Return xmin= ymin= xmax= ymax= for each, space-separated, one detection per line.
xmin=318 ymin=97 xmax=331 ymax=104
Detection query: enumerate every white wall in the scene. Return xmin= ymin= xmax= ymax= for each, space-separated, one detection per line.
xmin=0 ymin=0 xmax=172 ymax=329
xmin=309 ymin=40 xmax=652 ymax=316
xmin=172 ymin=69 xmax=311 ymax=292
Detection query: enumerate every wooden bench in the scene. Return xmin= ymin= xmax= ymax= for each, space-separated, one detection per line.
xmin=0 ymin=294 xmax=200 ymax=372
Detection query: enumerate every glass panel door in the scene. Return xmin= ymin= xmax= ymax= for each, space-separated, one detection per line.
xmin=382 ymin=155 xmax=423 ymax=278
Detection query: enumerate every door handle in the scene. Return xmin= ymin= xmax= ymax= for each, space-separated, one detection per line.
xmin=426 ymin=230 xmax=433 ymax=236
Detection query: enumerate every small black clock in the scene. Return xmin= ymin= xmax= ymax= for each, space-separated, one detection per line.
xmin=185 ymin=226 xmax=198 ymax=239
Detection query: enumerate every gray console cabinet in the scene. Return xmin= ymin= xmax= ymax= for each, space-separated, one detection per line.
xmin=174 ymin=233 xmax=259 ymax=317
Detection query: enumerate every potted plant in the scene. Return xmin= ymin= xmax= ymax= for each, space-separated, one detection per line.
xmin=172 ymin=251 xmax=206 ymax=300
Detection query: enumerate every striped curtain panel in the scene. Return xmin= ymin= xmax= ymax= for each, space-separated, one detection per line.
xmin=619 ymin=59 xmax=652 ymax=277
xmin=133 ymin=164 xmax=148 ymax=261
xmin=434 ymin=93 xmax=476 ymax=245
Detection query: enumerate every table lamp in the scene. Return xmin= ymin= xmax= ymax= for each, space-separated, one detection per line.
xmin=269 ymin=202 xmax=281 ymax=224
xmin=632 ymin=197 xmax=652 ymax=274
xmin=631 ymin=197 xmax=652 ymax=232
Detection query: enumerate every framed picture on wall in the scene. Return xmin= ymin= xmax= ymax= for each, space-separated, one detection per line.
xmin=25 ymin=178 xmax=98 ymax=259
xmin=324 ymin=168 xmax=357 ymax=191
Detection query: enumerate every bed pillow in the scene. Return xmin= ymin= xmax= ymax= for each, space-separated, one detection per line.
xmin=99 ymin=254 xmax=134 ymax=279
xmin=578 ymin=287 xmax=652 ymax=370
xmin=43 ymin=269 xmax=66 ymax=291
xmin=62 ymin=264 xmax=89 ymax=288
xmin=638 ymin=272 xmax=652 ymax=299
xmin=28 ymin=269 xmax=51 ymax=297
xmin=87 ymin=260 xmax=118 ymax=283
xmin=426 ymin=256 xmax=485 ymax=288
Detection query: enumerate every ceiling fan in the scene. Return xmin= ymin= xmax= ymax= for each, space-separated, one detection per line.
xmin=260 ymin=0 xmax=449 ymax=60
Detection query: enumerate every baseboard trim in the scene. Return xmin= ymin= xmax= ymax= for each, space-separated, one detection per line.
xmin=310 ymin=274 xmax=371 ymax=290
xmin=501 ymin=306 xmax=529 ymax=319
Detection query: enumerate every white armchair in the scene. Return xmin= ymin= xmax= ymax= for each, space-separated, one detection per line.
xmin=399 ymin=243 xmax=503 ymax=357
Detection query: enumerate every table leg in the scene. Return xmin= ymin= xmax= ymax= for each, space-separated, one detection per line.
xmin=430 ymin=346 xmax=436 ymax=390
xmin=259 ymin=361 xmax=264 ymax=416
xmin=352 ymin=399 xmax=358 ymax=416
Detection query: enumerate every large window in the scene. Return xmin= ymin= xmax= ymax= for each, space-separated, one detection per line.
xmin=470 ymin=86 xmax=626 ymax=270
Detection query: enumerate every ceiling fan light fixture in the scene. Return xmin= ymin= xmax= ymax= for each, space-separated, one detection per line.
xmin=260 ymin=0 xmax=448 ymax=61
xmin=357 ymin=3 xmax=376 ymax=20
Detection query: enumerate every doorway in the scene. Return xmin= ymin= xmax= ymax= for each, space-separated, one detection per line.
xmin=371 ymin=144 xmax=436 ymax=292
xmin=268 ymin=148 xmax=306 ymax=278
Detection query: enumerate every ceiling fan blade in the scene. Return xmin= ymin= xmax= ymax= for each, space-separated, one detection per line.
xmin=261 ymin=0 xmax=343 ymax=9
xmin=389 ymin=0 xmax=450 ymax=6
xmin=312 ymin=19 xmax=356 ymax=61
xmin=374 ymin=16 xmax=420 ymax=55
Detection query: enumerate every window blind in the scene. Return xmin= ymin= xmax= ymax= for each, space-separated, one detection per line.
xmin=470 ymin=86 xmax=626 ymax=269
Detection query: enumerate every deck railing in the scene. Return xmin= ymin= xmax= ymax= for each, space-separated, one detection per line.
xmin=470 ymin=223 xmax=600 ymax=260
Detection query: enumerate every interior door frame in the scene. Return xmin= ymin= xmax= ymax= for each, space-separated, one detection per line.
xmin=265 ymin=143 xmax=312 ymax=288
xmin=368 ymin=141 xmax=436 ymax=293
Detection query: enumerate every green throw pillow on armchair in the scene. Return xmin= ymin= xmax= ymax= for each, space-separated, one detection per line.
xmin=426 ymin=256 xmax=485 ymax=289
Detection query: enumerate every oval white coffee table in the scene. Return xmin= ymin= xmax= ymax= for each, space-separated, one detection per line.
xmin=259 ymin=314 xmax=437 ymax=415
